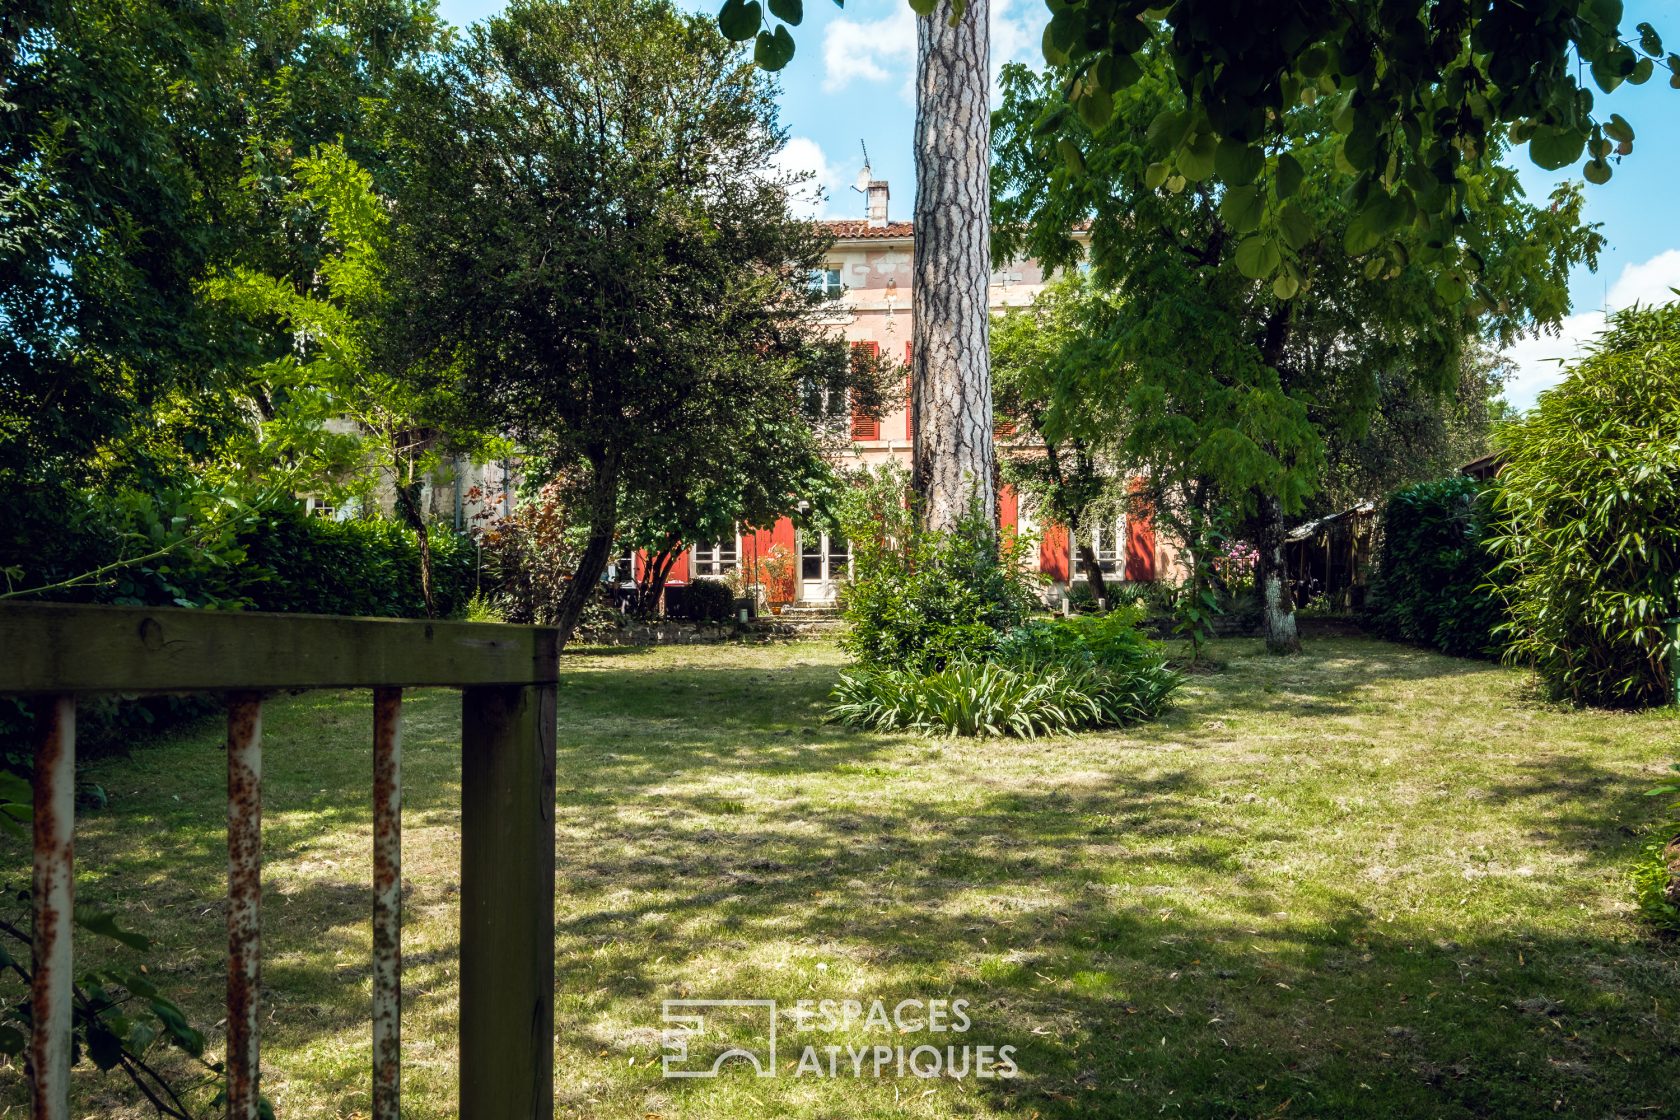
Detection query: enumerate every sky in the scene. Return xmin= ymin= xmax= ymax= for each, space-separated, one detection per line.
xmin=436 ymin=0 xmax=1680 ymax=409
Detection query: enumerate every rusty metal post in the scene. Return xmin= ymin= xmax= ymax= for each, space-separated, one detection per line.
xmin=460 ymin=683 xmax=557 ymax=1120
xmin=29 ymin=696 xmax=74 ymax=1120
xmin=371 ymin=688 xmax=403 ymax=1120
xmin=225 ymin=693 xmax=264 ymax=1120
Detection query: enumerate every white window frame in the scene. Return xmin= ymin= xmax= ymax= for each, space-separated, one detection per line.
xmin=810 ymin=266 xmax=844 ymax=299
xmin=1070 ymin=515 xmax=1127 ymax=579
xmin=691 ymin=532 xmax=742 ymax=578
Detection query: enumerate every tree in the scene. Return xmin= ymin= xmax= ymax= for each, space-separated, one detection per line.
xmin=910 ymin=0 xmax=996 ymax=531
xmin=994 ymin=51 xmax=1599 ymax=652
xmin=1311 ymin=340 xmax=1513 ymax=516
xmin=725 ymin=1 xmax=1673 ymax=253
xmin=617 ymin=340 xmax=895 ymax=614
xmin=210 ymin=145 xmax=493 ymax=617
xmin=1487 ymin=300 xmax=1680 ymax=708
xmin=992 ymin=277 xmax=1128 ymax=603
xmin=0 ymin=0 xmax=437 ymax=497
xmin=399 ymin=0 xmax=840 ymax=644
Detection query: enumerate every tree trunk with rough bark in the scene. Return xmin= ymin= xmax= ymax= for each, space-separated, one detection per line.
xmin=1253 ymin=494 xmax=1300 ymax=654
xmin=911 ymin=0 xmax=993 ymax=533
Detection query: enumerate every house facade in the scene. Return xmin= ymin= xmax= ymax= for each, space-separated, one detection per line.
xmin=427 ymin=180 xmax=1172 ymax=609
xmin=629 ymin=180 xmax=1169 ymax=609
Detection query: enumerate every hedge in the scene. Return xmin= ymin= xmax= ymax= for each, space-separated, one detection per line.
xmin=1369 ymin=475 xmax=1506 ymax=658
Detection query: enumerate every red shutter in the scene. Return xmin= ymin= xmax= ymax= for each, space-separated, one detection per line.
xmin=1125 ymin=478 xmax=1157 ymax=581
xmin=999 ymin=483 xmax=1019 ymax=533
xmin=850 ymin=341 xmax=881 ymax=441
xmin=1039 ymin=523 xmax=1069 ymax=582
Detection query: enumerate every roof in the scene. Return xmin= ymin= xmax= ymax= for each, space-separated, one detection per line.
xmin=823 ymin=220 xmax=915 ymax=241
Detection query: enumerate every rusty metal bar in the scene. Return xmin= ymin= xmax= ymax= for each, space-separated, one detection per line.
xmin=225 ymin=693 xmax=264 ymax=1120
xmin=29 ymin=696 xmax=74 ymax=1120
xmin=371 ymin=687 xmax=403 ymax=1120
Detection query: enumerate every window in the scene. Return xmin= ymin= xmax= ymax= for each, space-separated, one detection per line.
xmin=809 ymin=267 xmax=844 ymax=299
xmin=804 ymin=375 xmax=849 ymax=422
xmin=609 ymin=544 xmax=636 ymax=584
xmin=801 ymin=531 xmax=850 ymax=582
xmin=692 ymin=534 xmax=740 ymax=577
xmin=1073 ymin=517 xmax=1126 ymax=577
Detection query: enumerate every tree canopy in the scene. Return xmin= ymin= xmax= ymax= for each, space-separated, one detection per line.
xmin=993 ymin=46 xmax=1600 ymax=649
xmin=397 ymin=0 xmax=864 ymax=640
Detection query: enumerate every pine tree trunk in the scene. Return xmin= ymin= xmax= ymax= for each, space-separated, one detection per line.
xmin=1254 ymin=494 xmax=1300 ymax=654
xmin=911 ymin=0 xmax=993 ymax=533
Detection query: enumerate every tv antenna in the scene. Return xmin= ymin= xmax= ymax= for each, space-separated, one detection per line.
xmin=851 ymin=141 xmax=873 ymax=193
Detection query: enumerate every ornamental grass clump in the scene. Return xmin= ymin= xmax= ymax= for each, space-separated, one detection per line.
xmin=1485 ymin=302 xmax=1680 ymax=707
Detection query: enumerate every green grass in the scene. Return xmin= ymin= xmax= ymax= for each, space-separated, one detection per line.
xmin=4 ymin=637 xmax=1679 ymax=1118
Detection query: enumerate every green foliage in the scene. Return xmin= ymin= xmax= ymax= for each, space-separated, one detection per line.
xmin=833 ymin=609 xmax=1180 ymax=738
xmin=725 ymin=1 xmax=1673 ymax=236
xmin=0 ymin=780 xmax=246 ymax=1117
xmin=1370 ymin=476 xmax=1506 ymax=659
xmin=835 ymin=466 xmax=1039 ymax=673
xmin=1 ymin=0 xmax=438 ymax=497
xmin=1633 ymin=764 xmax=1680 ymax=933
xmin=672 ymin=578 xmax=736 ymax=623
xmin=398 ymin=0 xmax=838 ymax=642
xmin=1486 ymin=303 xmax=1680 ymax=707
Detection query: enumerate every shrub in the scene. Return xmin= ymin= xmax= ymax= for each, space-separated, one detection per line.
xmin=1634 ymin=764 xmax=1680 ymax=934
xmin=833 ymin=607 xmax=1181 ymax=738
xmin=1486 ymin=302 xmax=1680 ymax=706
xmin=836 ymin=464 xmax=1039 ymax=672
xmin=831 ymin=655 xmax=1180 ymax=739
xmin=670 ymin=577 xmax=735 ymax=622
xmin=1370 ymin=475 xmax=1506 ymax=658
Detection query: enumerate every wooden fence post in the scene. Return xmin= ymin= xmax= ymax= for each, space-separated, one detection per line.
xmin=459 ymin=683 xmax=556 ymax=1120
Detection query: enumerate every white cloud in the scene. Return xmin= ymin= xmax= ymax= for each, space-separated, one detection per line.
xmin=820 ymin=0 xmax=1048 ymax=99
xmin=822 ymin=7 xmax=916 ymax=93
xmin=771 ymin=136 xmax=848 ymax=219
xmin=1501 ymin=248 xmax=1680 ymax=410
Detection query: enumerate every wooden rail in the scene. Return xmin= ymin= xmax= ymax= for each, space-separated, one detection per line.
xmin=1 ymin=603 xmax=560 ymax=1120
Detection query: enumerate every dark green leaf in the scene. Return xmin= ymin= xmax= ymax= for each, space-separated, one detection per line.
xmin=754 ymin=25 xmax=795 ymax=69
xmin=75 ymin=909 xmax=151 ymax=951
xmin=1528 ymin=124 xmax=1586 ymax=170
xmin=1218 ymin=184 xmax=1263 ymax=234
xmin=717 ymin=0 xmax=762 ymax=41
xmin=1214 ymin=139 xmax=1264 ymax=184
xmin=767 ymin=0 xmax=802 ymax=26
xmin=1274 ymin=152 xmax=1304 ymax=199
xmin=1604 ymin=113 xmax=1635 ymax=143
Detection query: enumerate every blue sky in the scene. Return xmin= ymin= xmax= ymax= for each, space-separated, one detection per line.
xmin=436 ymin=0 xmax=1680 ymax=408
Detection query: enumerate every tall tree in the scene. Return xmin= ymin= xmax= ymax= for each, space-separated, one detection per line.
xmin=994 ymin=52 xmax=1599 ymax=652
xmin=911 ymin=0 xmax=995 ymax=531
xmin=210 ymin=145 xmax=493 ymax=616
xmin=399 ymin=0 xmax=838 ymax=644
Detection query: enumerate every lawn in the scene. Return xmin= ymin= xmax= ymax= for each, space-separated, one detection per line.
xmin=3 ymin=636 xmax=1678 ymax=1119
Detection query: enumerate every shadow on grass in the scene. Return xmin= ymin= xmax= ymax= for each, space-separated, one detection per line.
xmin=12 ymin=638 xmax=1678 ymax=1120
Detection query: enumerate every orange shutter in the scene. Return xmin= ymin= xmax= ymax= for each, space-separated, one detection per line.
xmin=850 ymin=341 xmax=881 ymax=440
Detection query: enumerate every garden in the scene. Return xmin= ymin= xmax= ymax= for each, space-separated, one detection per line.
xmin=5 ymin=0 xmax=1680 ymax=1116
xmin=2 ymin=636 xmax=1675 ymax=1118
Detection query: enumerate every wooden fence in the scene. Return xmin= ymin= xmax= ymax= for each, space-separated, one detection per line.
xmin=1 ymin=603 xmax=560 ymax=1119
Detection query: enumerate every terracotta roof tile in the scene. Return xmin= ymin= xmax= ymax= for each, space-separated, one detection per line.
xmin=823 ymin=220 xmax=915 ymax=240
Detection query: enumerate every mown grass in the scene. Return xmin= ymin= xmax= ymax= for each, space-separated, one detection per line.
xmin=3 ymin=637 xmax=1678 ymax=1119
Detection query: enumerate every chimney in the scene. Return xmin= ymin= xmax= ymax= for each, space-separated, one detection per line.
xmin=866 ymin=179 xmax=890 ymax=227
